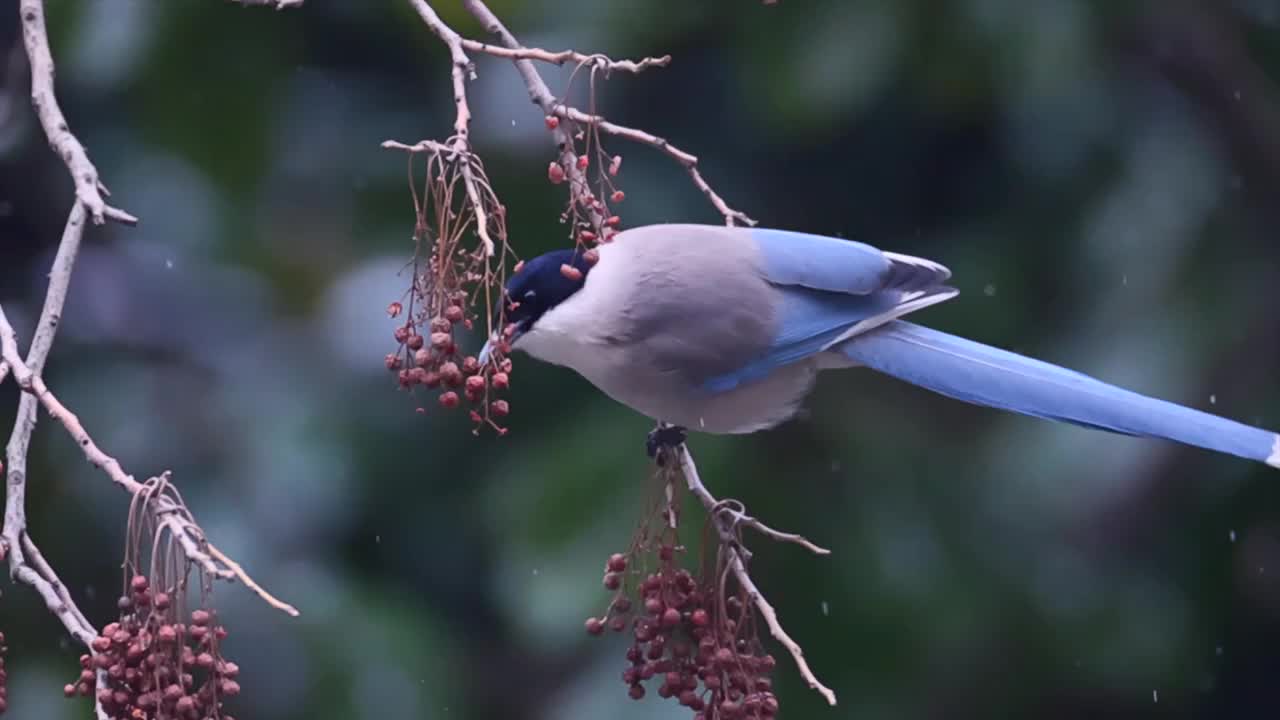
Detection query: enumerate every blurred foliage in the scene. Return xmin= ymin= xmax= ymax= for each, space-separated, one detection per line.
xmin=2 ymin=0 xmax=1280 ymax=719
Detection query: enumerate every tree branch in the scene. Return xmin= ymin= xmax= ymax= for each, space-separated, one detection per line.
xmin=676 ymin=444 xmax=838 ymax=706
xmin=19 ymin=0 xmax=136 ymax=226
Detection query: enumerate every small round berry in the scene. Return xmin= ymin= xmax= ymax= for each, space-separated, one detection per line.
xmin=603 ymin=573 xmax=622 ymax=590
xmin=605 ymin=215 xmax=621 ymax=228
xmin=544 ymin=115 xmax=559 ymax=130
xmin=465 ymin=375 xmax=486 ymax=394
xmin=584 ymin=617 xmax=604 ymax=636
xmin=576 ymin=155 xmax=589 ymax=170
xmin=490 ymin=400 xmax=510 ymax=417
xmin=691 ymin=609 xmax=709 ymax=627
xmin=430 ymin=332 xmax=451 ymax=349
xmin=609 ymin=617 xmax=626 ymax=632
xmin=611 ymin=190 xmax=625 ymax=203
xmin=439 ymin=391 xmax=460 ymax=409
xmin=547 ymin=162 xmax=566 ymax=184
xmin=715 ymin=648 xmax=734 ymax=666
xmin=578 ymin=230 xmax=597 ymax=243
xmin=63 ymin=684 xmax=76 ymax=698
xmin=190 ymin=609 xmax=211 ymax=627
xmin=583 ymin=249 xmax=599 ymax=265
xmin=609 ymin=155 xmax=622 ymax=175
xmin=407 ymin=333 xmax=425 ymax=350
xmin=393 ymin=325 xmax=411 ymax=343
xmin=387 ymin=301 xmax=403 ymax=318
xmin=130 ymin=575 xmax=149 ymax=593
xmin=490 ymin=372 xmax=510 ymax=390
xmin=628 ymin=684 xmax=645 ymax=700
xmin=607 ymin=553 xmax=627 ymax=572
xmin=644 ymin=597 xmax=663 ymax=615
xmin=661 ymin=607 xmax=681 ymax=627
xmin=560 ymin=264 xmax=583 ymax=281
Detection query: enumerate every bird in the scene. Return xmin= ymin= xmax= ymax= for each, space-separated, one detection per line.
xmin=478 ymin=223 xmax=1280 ymax=468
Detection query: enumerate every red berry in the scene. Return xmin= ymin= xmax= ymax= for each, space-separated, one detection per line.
xmin=611 ymin=190 xmax=625 ymax=203
xmin=607 ymin=553 xmax=627 ymax=572
xmin=603 ymin=573 xmax=622 ymax=590
xmin=576 ymin=155 xmax=589 ymax=170
xmin=439 ymin=391 xmax=460 ymax=409
xmin=430 ymin=332 xmax=451 ymax=349
xmin=628 ymin=684 xmax=645 ymax=700
xmin=585 ymin=617 xmax=604 ymax=635
xmin=490 ymin=372 xmax=509 ymax=390
xmin=444 ymin=305 xmax=465 ymax=323
xmin=490 ymin=400 xmax=509 ymax=417
xmin=578 ymin=230 xmax=597 ymax=243
xmin=386 ymin=301 xmax=403 ymax=317
xmin=583 ymin=249 xmax=599 ymax=265
xmin=691 ymin=608 xmax=709 ymax=627
xmin=407 ymin=333 xmax=425 ymax=350
xmin=394 ymin=325 xmax=411 ymax=343
xmin=605 ymin=215 xmax=621 ymax=228
xmin=130 ymin=575 xmax=149 ymax=593
xmin=560 ymin=264 xmax=583 ymax=281
xmin=609 ymin=155 xmax=622 ymax=175
xmin=662 ymin=607 xmax=681 ymax=627
xmin=547 ymin=161 xmax=565 ymax=184
xmin=465 ymin=375 xmax=486 ymax=393
xmin=544 ymin=115 xmax=559 ymax=130
xmin=440 ymin=362 xmax=463 ymax=386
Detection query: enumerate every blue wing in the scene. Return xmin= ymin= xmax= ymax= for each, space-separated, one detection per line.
xmin=701 ymin=229 xmax=956 ymax=393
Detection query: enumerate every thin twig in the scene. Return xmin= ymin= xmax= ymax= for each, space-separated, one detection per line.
xmin=676 ymin=444 xmax=838 ymax=706
xmin=2 ymin=205 xmax=102 ymax=649
xmin=406 ymin=0 xmax=495 ymax=256
xmin=458 ymin=41 xmax=671 ymax=74
xmin=553 ymin=106 xmax=756 ymax=227
xmin=208 ymin=543 xmax=301 ymax=616
xmin=461 ymin=0 xmax=606 ymax=233
xmin=0 ymin=307 xmax=299 ymax=618
xmin=19 ymin=0 xmax=136 ymax=226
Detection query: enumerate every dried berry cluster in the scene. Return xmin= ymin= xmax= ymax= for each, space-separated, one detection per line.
xmin=65 ymin=576 xmax=240 ymax=720
xmin=0 ymin=631 xmax=8 ymax=714
xmin=586 ymin=543 xmax=779 ymax=720
xmin=386 ymin=298 xmax=512 ymax=428
xmin=386 ymin=148 xmax=513 ymax=433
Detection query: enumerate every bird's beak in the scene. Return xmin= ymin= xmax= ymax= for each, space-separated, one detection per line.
xmin=478 ymin=335 xmax=498 ymax=366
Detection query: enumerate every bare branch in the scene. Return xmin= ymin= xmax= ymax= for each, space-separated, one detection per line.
xmin=406 ymin=0 xmax=496 ymax=256
xmin=676 ymin=444 xmax=838 ymax=706
xmin=0 ymin=306 xmax=298 ymax=619
xmin=19 ymin=0 xmax=136 ymax=226
xmin=458 ymin=40 xmax=671 ymax=74
xmin=555 ymin=105 xmax=756 ymax=226
xmin=462 ymin=0 xmax=606 ymax=233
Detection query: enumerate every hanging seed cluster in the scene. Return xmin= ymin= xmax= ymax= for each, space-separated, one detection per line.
xmin=585 ymin=500 xmax=780 ymax=719
xmin=386 ymin=146 xmax=513 ymax=433
xmin=64 ymin=576 xmax=240 ymax=720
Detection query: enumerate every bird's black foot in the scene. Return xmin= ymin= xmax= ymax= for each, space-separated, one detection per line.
xmin=646 ymin=425 xmax=687 ymax=464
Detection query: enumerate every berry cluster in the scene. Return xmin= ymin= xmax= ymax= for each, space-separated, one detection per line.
xmin=0 ymin=631 xmax=8 ymax=714
xmin=385 ymin=293 xmax=512 ymax=431
xmin=543 ymin=109 xmax=627 ymax=252
xmin=586 ymin=545 xmax=779 ymax=720
xmin=65 ymin=576 xmax=240 ymax=720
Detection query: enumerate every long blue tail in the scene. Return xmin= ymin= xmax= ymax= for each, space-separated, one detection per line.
xmin=837 ymin=321 xmax=1280 ymax=468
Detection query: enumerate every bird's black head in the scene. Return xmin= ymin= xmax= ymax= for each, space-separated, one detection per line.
xmin=500 ymin=248 xmax=594 ymax=336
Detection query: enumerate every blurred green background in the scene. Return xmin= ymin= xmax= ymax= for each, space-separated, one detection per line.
xmin=2 ymin=0 xmax=1280 ymax=718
